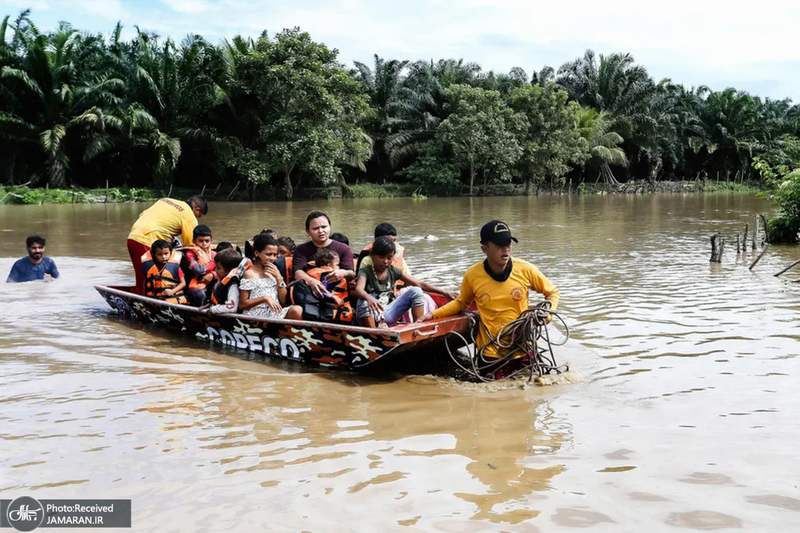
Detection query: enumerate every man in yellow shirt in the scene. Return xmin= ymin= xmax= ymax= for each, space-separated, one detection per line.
xmin=422 ymin=220 xmax=559 ymax=359
xmin=127 ymin=196 xmax=208 ymax=293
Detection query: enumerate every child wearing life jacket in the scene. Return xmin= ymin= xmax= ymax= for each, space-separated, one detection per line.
xmin=142 ymin=240 xmax=188 ymax=304
xmin=272 ymin=236 xmax=295 ymax=284
xmin=276 ymin=236 xmax=295 ymax=259
xmin=239 ymin=234 xmax=303 ymax=320
xmin=302 ymin=249 xmax=354 ymax=323
xmin=180 ymin=224 xmax=216 ymax=306
xmin=204 ymin=248 xmax=250 ymax=315
xmin=309 ymin=250 xmax=341 ymax=297
xmin=352 ymin=236 xmax=457 ymax=328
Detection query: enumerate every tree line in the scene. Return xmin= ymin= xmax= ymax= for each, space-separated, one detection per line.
xmin=2 ymin=9 xmax=800 ymax=202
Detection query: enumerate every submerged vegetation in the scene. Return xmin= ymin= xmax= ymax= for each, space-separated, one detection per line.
xmin=0 ymin=10 xmax=798 ymax=238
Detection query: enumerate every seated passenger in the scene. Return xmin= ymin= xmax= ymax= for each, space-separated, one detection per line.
xmin=273 ymin=237 xmax=295 ymax=284
xmin=179 ymin=224 xmax=216 ymax=306
xmin=142 ymin=239 xmax=188 ymax=304
xmin=216 ymin=241 xmax=241 ymax=254
xmin=352 ymin=237 xmax=455 ymax=328
xmin=306 ymin=249 xmax=353 ymax=322
xmin=288 ymin=249 xmax=352 ymax=323
xmin=239 ymin=235 xmax=302 ymax=320
xmin=276 ymin=236 xmax=295 ymax=259
xmin=330 ymin=232 xmax=358 ymax=262
xmin=205 ymin=249 xmax=250 ymax=314
xmin=357 ymin=223 xmax=410 ymax=274
xmin=293 ymin=211 xmax=355 ymax=297
xmin=245 ymin=229 xmax=277 ymax=260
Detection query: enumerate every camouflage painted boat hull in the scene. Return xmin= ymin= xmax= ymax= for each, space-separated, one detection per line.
xmin=95 ymin=286 xmax=473 ymax=373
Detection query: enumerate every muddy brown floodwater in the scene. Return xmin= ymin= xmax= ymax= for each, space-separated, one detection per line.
xmin=1 ymin=194 xmax=799 ymax=532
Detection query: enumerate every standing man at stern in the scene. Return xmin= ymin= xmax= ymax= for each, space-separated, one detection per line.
xmin=421 ymin=220 xmax=560 ymax=358
xmin=127 ymin=196 xmax=208 ymax=293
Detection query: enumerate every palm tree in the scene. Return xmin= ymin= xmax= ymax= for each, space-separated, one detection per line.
xmin=385 ymin=59 xmax=479 ymax=167
xmin=575 ymin=107 xmax=628 ymax=184
xmin=71 ymin=103 xmax=181 ymax=184
xmin=103 ymin=28 xmax=231 ymax=185
xmin=558 ymin=50 xmax=666 ymax=179
xmin=0 ymin=19 xmax=120 ymax=186
xmin=351 ymin=55 xmax=408 ymax=181
xmin=531 ymin=65 xmax=556 ymax=87
xmin=685 ymin=87 xmax=763 ymax=179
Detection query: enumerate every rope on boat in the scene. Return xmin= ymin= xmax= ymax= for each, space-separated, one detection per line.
xmin=445 ymin=301 xmax=570 ymax=382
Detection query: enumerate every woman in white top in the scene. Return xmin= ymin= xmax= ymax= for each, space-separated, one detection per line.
xmin=239 ymin=234 xmax=303 ymax=320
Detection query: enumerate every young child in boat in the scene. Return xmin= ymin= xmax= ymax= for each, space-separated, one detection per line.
xmin=313 ymin=248 xmax=340 ymax=277
xmin=357 ymin=223 xmax=411 ymax=274
xmin=276 ymin=236 xmax=295 ymax=259
xmin=204 ymin=248 xmax=249 ymax=314
xmin=352 ymin=236 xmax=457 ymax=328
xmin=142 ymin=239 xmax=188 ymax=304
xmin=239 ymin=234 xmax=302 ymax=320
xmin=181 ymin=224 xmax=216 ymax=306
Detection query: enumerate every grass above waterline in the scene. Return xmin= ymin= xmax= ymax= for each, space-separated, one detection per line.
xmin=0 ymin=180 xmax=766 ymax=205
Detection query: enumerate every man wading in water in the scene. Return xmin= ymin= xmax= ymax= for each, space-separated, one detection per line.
xmin=421 ymin=220 xmax=560 ymax=363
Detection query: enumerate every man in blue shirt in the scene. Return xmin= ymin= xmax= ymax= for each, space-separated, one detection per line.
xmin=6 ymin=235 xmax=59 ymax=283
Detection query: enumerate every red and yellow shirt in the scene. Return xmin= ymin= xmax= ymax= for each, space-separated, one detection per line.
xmin=128 ymin=198 xmax=198 ymax=247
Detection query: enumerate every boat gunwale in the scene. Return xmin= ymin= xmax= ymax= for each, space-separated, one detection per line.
xmin=95 ymin=285 xmax=472 ymax=343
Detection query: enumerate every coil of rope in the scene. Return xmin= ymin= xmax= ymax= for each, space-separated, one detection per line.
xmin=445 ymin=301 xmax=570 ymax=382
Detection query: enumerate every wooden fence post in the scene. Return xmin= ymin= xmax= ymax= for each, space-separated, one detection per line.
xmin=775 ymin=258 xmax=800 ymax=277
xmin=742 ymin=223 xmax=749 ymax=253
xmin=749 ymin=245 xmax=769 ymax=270
xmin=710 ymin=233 xmax=724 ymax=263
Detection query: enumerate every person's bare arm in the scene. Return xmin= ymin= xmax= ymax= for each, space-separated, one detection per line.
xmin=400 ymin=272 xmax=458 ymax=300
xmin=352 ymin=273 xmax=383 ymax=316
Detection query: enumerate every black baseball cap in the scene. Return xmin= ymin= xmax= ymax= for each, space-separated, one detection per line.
xmin=480 ymin=220 xmax=518 ymax=246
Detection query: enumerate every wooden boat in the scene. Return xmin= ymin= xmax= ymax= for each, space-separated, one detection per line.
xmin=95 ymin=285 xmax=474 ymax=373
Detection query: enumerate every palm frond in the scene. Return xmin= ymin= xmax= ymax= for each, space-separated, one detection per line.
xmin=1 ymin=66 xmax=45 ymax=100
xmin=39 ymin=124 xmax=66 ymax=159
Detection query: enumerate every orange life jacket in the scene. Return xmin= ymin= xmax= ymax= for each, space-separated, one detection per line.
xmin=306 ymin=266 xmax=354 ymax=323
xmin=177 ymin=245 xmax=216 ymax=291
xmin=276 ymin=256 xmax=293 ymax=284
xmin=141 ymin=250 xmax=188 ymax=304
xmin=210 ymin=258 xmax=252 ymax=306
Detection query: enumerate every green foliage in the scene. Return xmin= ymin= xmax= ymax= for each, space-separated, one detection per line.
xmin=348 ymin=183 xmax=417 ymax=198
xmin=437 ymin=84 xmax=522 ymax=195
xmin=1 ymin=9 xmax=800 ymax=204
xmin=233 ymin=29 xmax=371 ymax=198
xmin=399 ymin=141 xmax=462 ymax=195
xmin=0 ymin=185 xmax=159 ymax=204
xmin=507 ymin=84 xmax=585 ymax=190
xmin=574 ymin=107 xmax=628 ymax=184
xmin=753 ymin=151 xmax=800 ymax=243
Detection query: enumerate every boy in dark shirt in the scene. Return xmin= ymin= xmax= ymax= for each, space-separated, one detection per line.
xmin=352 ymin=236 xmax=456 ymax=328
